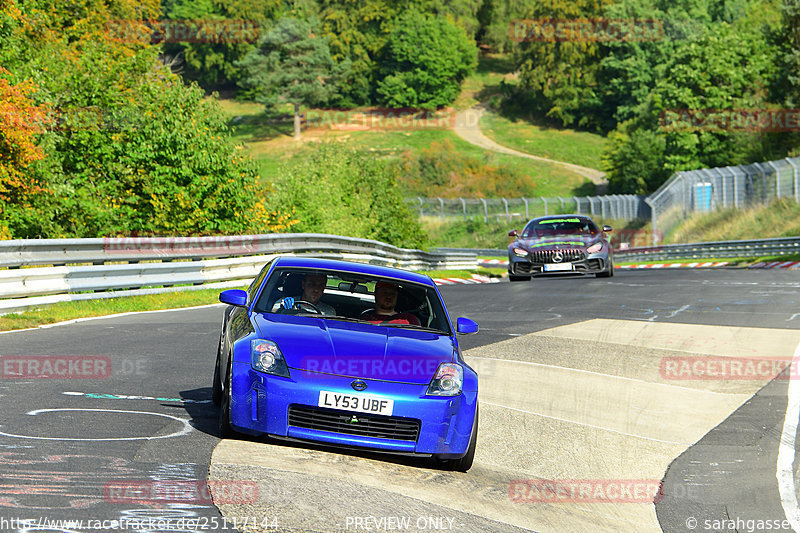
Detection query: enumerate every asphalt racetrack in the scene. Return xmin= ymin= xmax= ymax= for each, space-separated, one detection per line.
xmin=2 ymin=267 xmax=800 ymax=532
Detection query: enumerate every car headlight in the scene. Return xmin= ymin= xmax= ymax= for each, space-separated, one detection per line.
xmin=586 ymin=243 xmax=603 ymax=254
xmin=513 ymin=247 xmax=529 ymax=257
xmin=427 ymin=363 xmax=463 ymax=396
xmin=251 ymin=339 xmax=290 ymax=377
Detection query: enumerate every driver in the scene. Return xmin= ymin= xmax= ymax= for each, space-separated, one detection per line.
xmin=273 ymin=273 xmax=335 ymax=315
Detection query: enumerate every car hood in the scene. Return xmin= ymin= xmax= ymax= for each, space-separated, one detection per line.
xmin=253 ymin=314 xmax=455 ymax=384
xmin=512 ymin=234 xmax=601 ymax=251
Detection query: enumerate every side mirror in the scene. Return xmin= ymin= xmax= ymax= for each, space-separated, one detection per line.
xmin=602 ymin=225 xmax=613 ymax=232
xmin=456 ymin=317 xmax=479 ymax=335
xmin=220 ymin=289 xmax=248 ymax=307
xmin=508 ymin=230 xmax=519 ymax=238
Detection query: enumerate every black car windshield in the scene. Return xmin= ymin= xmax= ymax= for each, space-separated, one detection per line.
xmin=522 ymin=217 xmax=598 ymax=238
xmin=253 ymin=267 xmax=453 ymax=335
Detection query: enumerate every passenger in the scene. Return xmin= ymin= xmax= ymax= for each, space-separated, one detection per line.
xmin=361 ymin=281 xmax=420 ymax=325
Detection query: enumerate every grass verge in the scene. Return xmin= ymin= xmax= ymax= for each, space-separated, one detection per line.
xmin=0 ymin=269 xmax=503 ymax=332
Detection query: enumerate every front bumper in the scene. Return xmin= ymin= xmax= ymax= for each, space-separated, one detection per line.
xmin=509 ymin=254 xmax=610 ymax=276
xmin=229 ymin=363 xmax=478 ymax=458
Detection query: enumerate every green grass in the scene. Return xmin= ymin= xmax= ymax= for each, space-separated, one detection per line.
xmin=479 ymin=111 xmax=606 ymax=170
xmin=665 ymin=197 xmax=800 ymax=244
xmin=0 ymin=288 xmax=238 ymax=332
xmin=220 ymin=103 xmax=596 ymax=198
xmin=0 ymin=269 xmax=503 ymax=332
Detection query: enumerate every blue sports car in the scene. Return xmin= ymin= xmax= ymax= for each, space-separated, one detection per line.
xmin=212 ymin=257 xmax=480 ymax=471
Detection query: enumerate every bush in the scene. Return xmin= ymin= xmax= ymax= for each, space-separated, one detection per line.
xmin=397 ymin=139 xmax=535 ymax=197
xmin=267 ymin=143 xmax=427 ymax=249
xmin=376 ymin=11 xmax=477 ymax=109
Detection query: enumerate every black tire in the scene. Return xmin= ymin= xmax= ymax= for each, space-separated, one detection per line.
xmin=218 ymin=361 xmax=235 ymax=438
xmin=509 ymin=274 xmax=531 ymax=282
xmin=441 ymin=406 xmax=478 ymax=472
xmin=211 ymin=336 xmax=223 ymax=406
xmin=596 ymin=259 xmax=614 ymax=278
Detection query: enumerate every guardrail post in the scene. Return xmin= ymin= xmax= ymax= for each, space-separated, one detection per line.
xmin=786 ymin=158 xmax=799 ymax=203
xmin=543 ymin=198 xmax=549 ymax=215
xmin=437 ymin=197 xmax=445 ymax=220
xmin=522 ymin=197 xmax=529 ymax=219
xmin=460 ymin=197 xmax=466 ymax=219
xmin=416 ymin=196 xmax=423 ymax=217
xmin=481 ymin=198 xmax=488 ymax=224
xmin=573 ymin=196 xmax=581 ymax=214
xmin=502 ymin=198 xmax=509 ymax=221
xmin=558 ymin=196 xmax=565 ymax=213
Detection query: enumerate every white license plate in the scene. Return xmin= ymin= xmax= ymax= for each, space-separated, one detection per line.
xmin=544 ymin=263 xmax=573 ymax=272
xmin=318 ymin=390 xmax=394 ymax=416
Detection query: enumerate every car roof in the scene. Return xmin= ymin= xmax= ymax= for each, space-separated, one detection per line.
xmin=271 ymin=256 xmax=435 ymax=286
xmin=529 ymin=214 xmax=594 ymax=223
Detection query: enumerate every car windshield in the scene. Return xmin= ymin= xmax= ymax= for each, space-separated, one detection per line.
xmin=522 ymin=217 xmax=598 ymax=238
xmin=253 ymin=267 xmax=452 ymax=335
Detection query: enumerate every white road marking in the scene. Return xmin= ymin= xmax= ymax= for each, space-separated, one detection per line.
xmin=480 ymin=400 xmax=692 ymax=445
xmin=667 ymin=305 xmax=691 ymax=319
xmin=0 ymin=408 xmax=192 ymax=441
xmin=466 ymin=355 xmax=736 ymax=395
xmin=777 ymin=339 xmax=800 ymax=531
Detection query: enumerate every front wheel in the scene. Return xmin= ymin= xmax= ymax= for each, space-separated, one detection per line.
xmin=440 ymin=406 xmax=478 ymax=472
xmin=596 ymin=259 xmax=614 ymax=278
xmin=218 ymin=361 xmax=236 ymax=438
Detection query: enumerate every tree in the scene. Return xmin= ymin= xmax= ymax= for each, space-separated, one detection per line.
xmin=602 ymin=124 xmax=668 ymax=194
xmin=161 ymin=0 xmax=286 ymax=90
xmin=376 ymin=10 xmax=477 ymax=109
xmin=237 ymin=16 xmax=348 ymax=138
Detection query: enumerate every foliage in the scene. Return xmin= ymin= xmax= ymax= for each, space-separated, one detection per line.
xmin=397 ymin=139 xmax=536 ymax=197
xmin=237 ymin=16 xmax=348 ymax=137
xmin=267 ymin=143 xmax=428 ymax=249
xmin=602 ymin=123 xmax=668 ymax=194
xmin=0 ymin=0 xmax=295 ymax=238
xmin=0 ymin=67 xmax=49 ymax=206
xmin=376 ymin=10 xmax=477 ymax=109
xmin=161 ymin=0 xmax=285 ymax=89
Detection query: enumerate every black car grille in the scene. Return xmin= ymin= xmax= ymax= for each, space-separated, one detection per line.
xmin=288 ymin=405 xmax=421 ymax=442
xmin=530 ymin=249 xmax=585 ymax=264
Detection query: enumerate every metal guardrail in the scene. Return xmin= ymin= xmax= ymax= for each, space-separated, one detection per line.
xmin=614 ymin=237 xmax=800 ymax=262
xmin=438 ymin=236 xmax=800 ymax=263
xmin=0 ymin=233 xmax=471 ymax=269
xmin=0 ymin=234 xmax=478 ymax=315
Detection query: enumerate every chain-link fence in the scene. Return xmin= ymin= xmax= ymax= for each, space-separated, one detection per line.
xmin=646 ymin=157 xmax=800 ymax=244
xmin=405 ymin=195 xmax=649 ymax=224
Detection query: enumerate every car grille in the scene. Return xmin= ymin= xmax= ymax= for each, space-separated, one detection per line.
xmin=530 ymin=249 xmax=585 ymax=263
xmin=288 ymin=405 xmax=421 ymax=442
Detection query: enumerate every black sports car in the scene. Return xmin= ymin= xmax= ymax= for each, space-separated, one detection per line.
xmin=507 ymin=215 xmax=614 ymax=281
